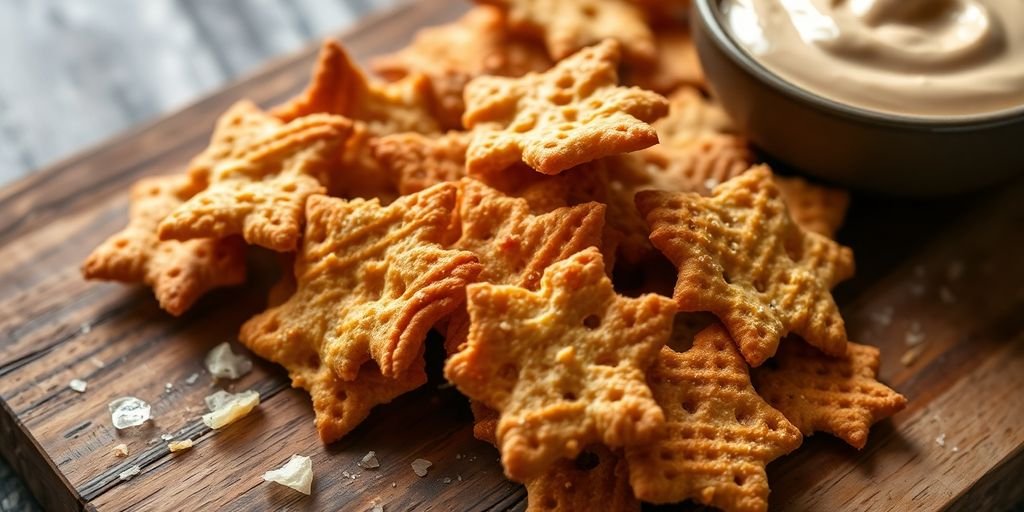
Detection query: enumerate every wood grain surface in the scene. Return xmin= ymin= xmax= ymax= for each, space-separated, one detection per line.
xmin=0 ymin=1 xmax=1022 ymax=511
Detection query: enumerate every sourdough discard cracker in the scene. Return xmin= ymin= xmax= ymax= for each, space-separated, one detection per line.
xmin=83 ymin=175 xmax=246 ymax=316
xmin=372 ymin=6 xmax=551 ymax=129
xmin=240 ymin=183 xmax=481 ymax=381
xmin=464 ymin=39 xmax=668 ymax=175
xmin=637 ymin=166 xmax=855 ymax=366
xmin=625 ymin=325 xmax=802 ymax=511
xmin=187 ymin=100 xmax=282 ymax=185
xmin=752 ymin=339 xmax=906 ymax=449
xmin=479 ymin=0 xmax=656 ymax=64
xmin=774 ymin=175 xmax=851 ymax=239
xmin=445 ymin=248 xmax=674 ymax=481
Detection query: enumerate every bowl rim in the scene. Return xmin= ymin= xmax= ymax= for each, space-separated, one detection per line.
xmin=692 ymin=0 xmax=1024 ymax=131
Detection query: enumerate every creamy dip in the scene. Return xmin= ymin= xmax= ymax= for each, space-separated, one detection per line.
xmin=720 ymin=0 xmax=1024 ymax=117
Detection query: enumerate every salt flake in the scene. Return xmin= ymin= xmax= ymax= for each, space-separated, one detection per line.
xmin=69 ymin=379 xmax=87 ymax=393
xmin=263 ymin=455 xmax=313 ymax=495
xmin=119 ymin=465 xmax=141 ymax=481
xmin=411 ymin=458 xmax=432 ymax=477
xmin=185 ymin=373 xmax=199 ymax=385
xmin=204 ymin=342 xmax=253 ymax=380
xmin=935 ymin=433 xmax=946 ymax=447
xmin=160 ymin=434 xmax=174 ymax=441
xmin=202 ymin=390 xmax=260 ymax=429
xmin=108 ymin=397 xmax=151 ymax=429
xmin=358 ymin=451 xmax=380 ymax=469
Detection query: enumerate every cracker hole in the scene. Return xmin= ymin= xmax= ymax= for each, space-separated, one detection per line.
xmin=581 ymin=5 xmax=597 ymax=17
xmin=114 ymin=239 xmax=129 ymax=249
xmin=735 ymin=407 xmax=753 ymax=425
xmin=149 ymin=187 xmax=162 ymax=196
xmin=556 ymin=75 xmax=575 ymax=88
xmin=681 ymin=399 xmax=697 ymax=414
xmin=282 ymin=183 xmax=297 ymax=193
xmin=607 ymin=388 xmax=624 ymax=402
xmin=734 ymin=474 xmax=746 ymax=486
xmin=583 ymin=314 xmax=601 ymax=329
xmin=660 ymin=450 xmax=674 ymax=461
xmin=543 ymin=497 xmax=558 ymax=509
xmin=195 ymin=247 xmax=208 ymax=258
xmin=499 ymin=363 xmax=519 ymax=381
xmin=335 ymin=389 xmax=348 ymax=401
xmin=562 ymin=392 xmax=577 ymax=402
xmin=574 ymin=451 xmax=600 ymax=471
xmin=167 ymin=268 xmax=182 ymax=278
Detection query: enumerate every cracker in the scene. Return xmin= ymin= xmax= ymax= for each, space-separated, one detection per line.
xmin=444 ymin=179 xmax=606 ymax=353
xmin=158 ymin=115 xmax=353 ymax=251
xmin=239 ymin=183 xmax=481 ymax=381
xmin=372 ymin=6 xmax=551 ymax=129
xmin=444 ymin=247 xmax=675 ymax=481
xmin=83 ymin=175 xmax=246 ymax=316
xmin=626 ymin=28 xmax=705 ymax=94
xmin=463 ymin=39 xmax=668 ymax=176
xmin=752 ymin=339 xmax=906 ymax=449
xmin=480 ymin=0 xmax=656 ymax=65
xmin=625 ymin=324 xmax=803 ymax=510
xmin=774 ymin=175 xmax=851 ymax=239
xmin=654 ymin=86 xmax=738 ymax=148
xmin=525 ymin=446 xmax=639 ymax=512
xmin=641 ymin=135 xmax=753 ymax=195
xmin=186 ymin=100 xmax=282 ymax=185
xmin=372 ymin=131 xmax=471 ymax=196
xmin=271 ymin=39 xmax=440 ymax=136
xmin=637 ymin=165 xmax=855 ymax=366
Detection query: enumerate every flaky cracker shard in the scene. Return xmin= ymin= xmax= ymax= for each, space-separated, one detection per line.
xmin=752 ymin=339 xmax=906 ymax=449
xmin=637 ymin=165 xmax=855 ymax=367
xmin=158 ymin=114 xmax=353 ymax=252
xmin=444 ymin=247 xmax=675 ymax=482
xmin=372 ymin=6 xmax=551 ymax=129
xmin=463 ymin=39 xmax=668 ymax=176
xmin=240 ymin=183 xmax=481 ymax=381
xmin=372 ymin=131 xmax=470 ymax=196
xmin=525 ymin=447 xmax=640 ymax=512
xmin=83 ymin=175 xmax=245 ymax=316
xmin=625 ymin=324 xmax=803 ymax=511
xmin=187 ymin=100 xmax=283 ymax=185
xmin=444 ymin=179 xmax=606 ymax=353
xmin=480 ymin=0 xmax=656 ymax=65
xmin=774 ymin=175 xmax=851 ymax=239
xmin=272 ymin=39 xmax=440 ymax=136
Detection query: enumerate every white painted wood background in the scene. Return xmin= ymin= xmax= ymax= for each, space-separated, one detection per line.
xmin=0 ymin=1 xmax=396 ymax=509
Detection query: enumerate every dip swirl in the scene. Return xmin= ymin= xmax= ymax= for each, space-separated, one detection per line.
xmin=720 ymin=0 xmax=1024 ymax=117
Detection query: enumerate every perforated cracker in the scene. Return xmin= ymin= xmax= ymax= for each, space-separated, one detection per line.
xmin=158 ymin=115 xmax=353 ymax=251
xmin=479 ymin=0 xmax=656 ymax=64
xmin=625 ymin=324 xmax=803 ymax=511
xmin=774 ymin=175 xmax=851 ymax=239
xmin=444 ymin=179 xmax=606 ymax=353
xmin=272 ymin=39 xmax=440 ymax=136
xmin=444 ymin=247 xmax=674 ymax=481
xmin=239 ymin=183 xmax=481 ymax=381
xmin=186 ymin=100 xmax=282 ymax=185
xmin=83 ymin=175 xmax=246 ymax=316
xmin=463 ymin=39 xmax=668 ymax=176
xmin=752 ymin=339 xmax=906 ymax=449
xmin=641 ymin=135 xmax=753 ymax=195
xmin=372 ymin=6 xmax=551 ymax=129
xmin=525 ymin=446 xmax=639 ymax=512
xmin=637 ymin=165 xmax=855 ymax=366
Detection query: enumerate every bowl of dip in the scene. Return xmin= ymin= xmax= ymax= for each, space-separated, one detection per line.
xmin=690 ymin=0 xmax=1024 ymax=195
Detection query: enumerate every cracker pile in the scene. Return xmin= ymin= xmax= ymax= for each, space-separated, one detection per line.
xmin=83 ymin=2 xmax=905 ymax=510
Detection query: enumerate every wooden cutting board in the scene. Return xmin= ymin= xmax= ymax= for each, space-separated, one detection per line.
xmin=0 ymin=1 xmax=1022 ymax=510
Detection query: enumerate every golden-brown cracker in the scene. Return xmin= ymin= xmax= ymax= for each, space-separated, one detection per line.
xmin=463 ymin=39 xmax=668 ymax=176
xmin=626 ymin=28 xmax=705 ymax=95
xmin=239 ymin=183 xmax=481 ymax=381
xmin=752 ymin=339 xmax=906 ymax=449
xmin=525 ymin=446 xmax=639 ymax=512
xmin=372 ymin=6 xmax=551 ymax=129
xmin=641 ymin=135 xmax=753 ymax=195
xmin=158 ymin=115 xmax=353 ymax=252
xmin=654 ymin=86 xmax=738 ymax=148
xmin=331 ymin=123 xmax=399 ymax=202
xmin=83 ymin=175 xmax=245 ymax=316
xmin=444 ymin=248 xmax=675 ymax=481
xmin=187 ymin=100 xmax=282 ymax=185
xmin=636 ymin=165 xmax=855 ymax=366
xmin=480 ymin=0 xmax=656 ymax=65
xmin=625 ymin=324 xmax=803 ymax=511
xmin=272 ymin=39 xmax=440 ymax=136
xmin=774 ymin=175 xmax=850 ymax=239
xmin=372 ymin=131 xmax=471 ymax=196
xmin=444 ymin=179 xmax=606 ymax=353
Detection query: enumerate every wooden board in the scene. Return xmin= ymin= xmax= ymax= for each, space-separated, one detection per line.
xmin=0 ymin=1 xmax=1022 ymax=510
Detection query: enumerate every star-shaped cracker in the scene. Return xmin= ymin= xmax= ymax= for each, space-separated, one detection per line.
xmin=443 ymin=179 xmax=606 ymax=353
xmin=463 ymin=39 xmax=668 ymax=176
xmin=272 ymin=39 xmax=440 ymax=136
xmin=372 ymin=6 xmax=551 ymax=129
xmin=240 ymin=183 xmax=481 ymax=381
xmin=637 ymin=165 xmax=855 ymax=366
xmin=774 ymin=175 xmax=851 ymax=239
xmin=625 ymin=324 xmax=803 ymax=511
xmin=371 ymin=131 xmax=471 ymax=196
xmin=158 ymin=114 xmax=353 ymax=252
xmin=752 ymin=339 xmax=906 ymax=449
xmin=186 ymin=100 xmax=282 ymax=184
xmin=444 ymin=247 xmax=675 ymax=481
xmin=83 ymin=175 xmax=246 ymax=316
xmin=480 ymin=0 xmax=656 ymax=65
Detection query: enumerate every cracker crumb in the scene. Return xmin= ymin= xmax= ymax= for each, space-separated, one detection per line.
xmin=900 ymin=345 xmax=926 ymax=366
xmin=952 ymin=446 xmax=960 ymax=452
xmin=168 ymin=439 xmax=193 ymax=452
xmin=69 ymin=379 xmax=87 ymax=393
xmin=263 ymin=455 xmax=313 ymax=495
xmin=205 ymin=342 xmax=253 ymax=380
xmin=457 ymin=474 xmax=462 ymax=482
xmin=411 ymin=458 xmax=432 ymax=477
xmin=555 ymin=346 xmax=575 ymax=364
xmin=703 ymin=178 xmax=719 ymax=190
xmin=358 ymin=451 xmax=380 ymax=469
xmin=91 ymin=357 xmax=106 ymax=368
xmin=202 ymin=389 xmax=260 ymax=429
xmin=80 ymin=322 xmax=92 ymax=334
xmin=443 ymin=477 xmax=452 ymax=484
xmin=165 ymin=382 xmax=174 ymax=393
xmin=119 ymin=465 xmax=141 ymax=481
xmin=185 ymin=373 xmax=199 ymax=385
xmin=113 ymin=444 xmax=129 ymax=458
xmin=935 ymin=433 xmax=946 ymax=447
